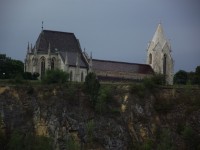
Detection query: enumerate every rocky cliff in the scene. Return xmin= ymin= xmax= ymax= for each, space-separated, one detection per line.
xmin=0 ymin=84 xmax=200 ymax=150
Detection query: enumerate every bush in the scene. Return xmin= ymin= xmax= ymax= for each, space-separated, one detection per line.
xmin=181 ymin=126 xmax=200 ymax=149
xmin=66 ymin=137 xmax=80 ymax=150
xmin=84 ymin=72 xmax=100 ymax=107
xmin=23 ymin=72 xmax=33 ymax=80
xmin=95 ymin=86 xmax=112 ymax=114
xmin=86 ymin=120 xmax=95 ymax=143
xmin=8 ymin=130 xmax=53 ymax=150
xmin=129 ymin=83 xmax=145 ymax=98
xmin=42 ymin=69 xmax=69 ymax=84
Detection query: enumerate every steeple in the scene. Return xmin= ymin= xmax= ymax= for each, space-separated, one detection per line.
xmin=27 ymin=42 xmax=30 ymax=53
xmin=147 ymin=23 xmax=174 ymax=85
xmin=152 ymin=23 xmax=166 ymax=47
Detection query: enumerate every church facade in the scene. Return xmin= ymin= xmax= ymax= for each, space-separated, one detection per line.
xmin=24 ymin=24 xmax=173 ymax=84
xmin=146 ymin=24 xmax=174 ymax=85
xmin=24 ymin=30 xmax=89 ymax=82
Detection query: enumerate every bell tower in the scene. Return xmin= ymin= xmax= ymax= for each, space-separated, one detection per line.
xmin=147 ymin=23 xmax=174 ymax=85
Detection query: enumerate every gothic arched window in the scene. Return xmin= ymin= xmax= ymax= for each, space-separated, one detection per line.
xmin=163 ymin=54 xmax=167 ymax=75
xmin=51 ymin=58 xmax=55 ymax=70
xmin=40 ymin=57 xmax=46 ymax=78
xmin=81 ymin=72 xmax=84 ymax=82
xmin=149 ymin=53 xmax=152 ymax=64
xmin=70 ymin=71 xmax=73 ymax=81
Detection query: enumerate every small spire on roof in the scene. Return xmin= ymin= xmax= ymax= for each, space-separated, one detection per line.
xmin=27 ymin=42 xmax=30 ymax=53
xmin=41 ymin=21 xmax=44 ymax=31
xmin=31 ymin=43 xmax=32 ymax=51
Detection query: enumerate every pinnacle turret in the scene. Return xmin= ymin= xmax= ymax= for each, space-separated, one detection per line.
xmin=152 ymin=23 xmax=166 ymax=47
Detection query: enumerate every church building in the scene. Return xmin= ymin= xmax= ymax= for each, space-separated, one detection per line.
xmin=24 ymin=23 xmax=173 ymax=84
xmin=146 ymin=23 xmax=174 ymax=85
xmin=24 ymin=30 xmax=89 ymax=82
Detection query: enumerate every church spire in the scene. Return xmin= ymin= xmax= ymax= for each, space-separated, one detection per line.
xmin=152 ymin=23 xmax=166 ymax=46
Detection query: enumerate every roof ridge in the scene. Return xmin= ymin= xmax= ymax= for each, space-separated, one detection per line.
xmin=43 ymin=29 xmax=74 ymax=34
xmin=92 ymin=59 xmax=149 ymax=66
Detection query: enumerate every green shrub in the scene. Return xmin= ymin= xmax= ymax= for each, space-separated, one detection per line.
xmin=157 ymin=128 xmax=174 ymax=150
xmin=42 ymin=69 xmax=69 ymax=84
xmin=95 ymin=86 xmax=112 ymax=114
xmin=8 ymin=130 xmax=53 ymax=150
xmin=84 ymin=72 xmax=100 ymax=107
xmin=66 ymin=137 xmax=80 ymax=150
xmin=129 ymin=83 xmax=145 ymax=98
xmin=181 ymin=126 xmax=200 ymax=149
xmin=86 ymin=120 xmax=95 ymax=143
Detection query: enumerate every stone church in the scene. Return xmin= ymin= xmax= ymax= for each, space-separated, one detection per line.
xmin=146 ymin=23 xmax=174 ymax=85
xmin=24 ymin=23 xmax=173 ymax=84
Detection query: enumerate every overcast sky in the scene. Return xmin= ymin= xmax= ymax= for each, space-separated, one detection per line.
xmin=0 ymin=0 xmax=200 ymax=72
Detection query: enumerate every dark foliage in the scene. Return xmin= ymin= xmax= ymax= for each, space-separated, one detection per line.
xmin=42 ymin=69 xmax=69 ymax=84
xmin=84 ymin=72 xmax=100 ymax=107
xmin=0 ymin=54 xmax=24 ymax=79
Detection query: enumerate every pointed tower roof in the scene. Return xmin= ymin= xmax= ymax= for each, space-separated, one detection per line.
xmin=152 ymin=23 xmax=166 ymax=46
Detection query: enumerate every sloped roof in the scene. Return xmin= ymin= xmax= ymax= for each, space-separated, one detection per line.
xmin=92 ymin=59 xmax=154 ymax=74
xmin=35 ymin=30 xmax=81 ymax=53
xmin=33 ymin=30 xmax=88 ymax=68
xmin=59 ymin=51 xmax=88 ymax=68
xmin=152 ymin=23 xmax=168 ymax=48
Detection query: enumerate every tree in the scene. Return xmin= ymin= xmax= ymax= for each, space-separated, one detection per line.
xmin=174 ymin=70 xmax=188 ymax=84
xmin=42 ymin=69 xmax=69 ymax=84
xmin=0 ymin=54 xmax=24 ymax=79
xmin=84 ymin=72 xmax=100 ymax=107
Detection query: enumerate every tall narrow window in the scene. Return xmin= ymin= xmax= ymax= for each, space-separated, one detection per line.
xmin=149 ymin=53 xmax=152 ymax=64
xmin=81 ymin=72 xmax=84 ymax=82
xmin=51 ymin=58 xmax=55 ymax=70
xmin=41 ymin=57 xmax=45 ymax=78
xmin=70 ymin=71 xmax=73 ymax=81
xmin=163 ymin=54 xmax=167 ymax=75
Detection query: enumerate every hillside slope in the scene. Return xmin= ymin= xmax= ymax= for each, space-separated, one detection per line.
xmin=0 ymin=84 xmax=200 ymax=150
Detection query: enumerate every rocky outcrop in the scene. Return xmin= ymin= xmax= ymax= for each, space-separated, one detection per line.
xmin=0 ymin=85 xmax=200 ymax=149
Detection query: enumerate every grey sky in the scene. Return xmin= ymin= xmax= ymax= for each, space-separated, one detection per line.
xmin=0 ymin=0 xmax=200 ymax=72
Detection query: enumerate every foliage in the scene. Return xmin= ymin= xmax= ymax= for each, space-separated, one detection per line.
xmin=66 ymin=137 xmax=80 ymax=150
xmin=129 ymin=83 xmax=146 ymax=98
xmin=95 ymin=86 xmax=112 ymax=114
xmin=0 ymin=54 xmax=24 ymax=79
xmin=150 ymin=74 xmax=166 ymax=85
xmin=141 ymin=139 xmax=154 ymax=150
xmin=157 ymin=128 xmax=174 ymax=150
xmin=86 ymin=120 xmax=95 ymax=143
xmin=42 ymin=69 xmax=69 ymax=84
xmin=154 ymin=97 xmax=174 ymax=113
xmin=174 ymin=66 xmax=200 ymax=85
xmin=174 ymin=70 xmax=188 ymax=84
xmin=0 ymin=116 xmax=6 ymax=150
xmin=181 ymin=126 xmax=200 ymax=149
xmin=23 ymin=72 xmax=40 ymax=80
xmin=84 ymin=72 xmax=100 ymax=107
xmin=7 ymin=130 xmax=53 ymax=150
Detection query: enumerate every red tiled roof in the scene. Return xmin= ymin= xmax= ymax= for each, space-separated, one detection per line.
xmin=92 ymin=59 xmax=154 ymax=74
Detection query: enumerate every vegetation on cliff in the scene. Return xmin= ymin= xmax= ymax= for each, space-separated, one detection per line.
xmin=0 ymin=72 xmax=200 ymax=149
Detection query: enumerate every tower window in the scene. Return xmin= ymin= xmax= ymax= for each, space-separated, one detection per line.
xmin=40 ymin=57 xmax=46 ymax=78
xmin=51 ymin=58 xmax=55 ymax=70
xmin=70 ymin=71 xmax=73 ymax=81
xmin=149 ymin=53 xmax=152 ymax=64
xmin=81 ymin=72 xmax=84 ymax=82
xmin=163 ymin=54 xmax=167 ymax=75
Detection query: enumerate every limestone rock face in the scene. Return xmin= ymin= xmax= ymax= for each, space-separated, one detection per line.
xmin=0 ymin=85 xmax=200 ymax=149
